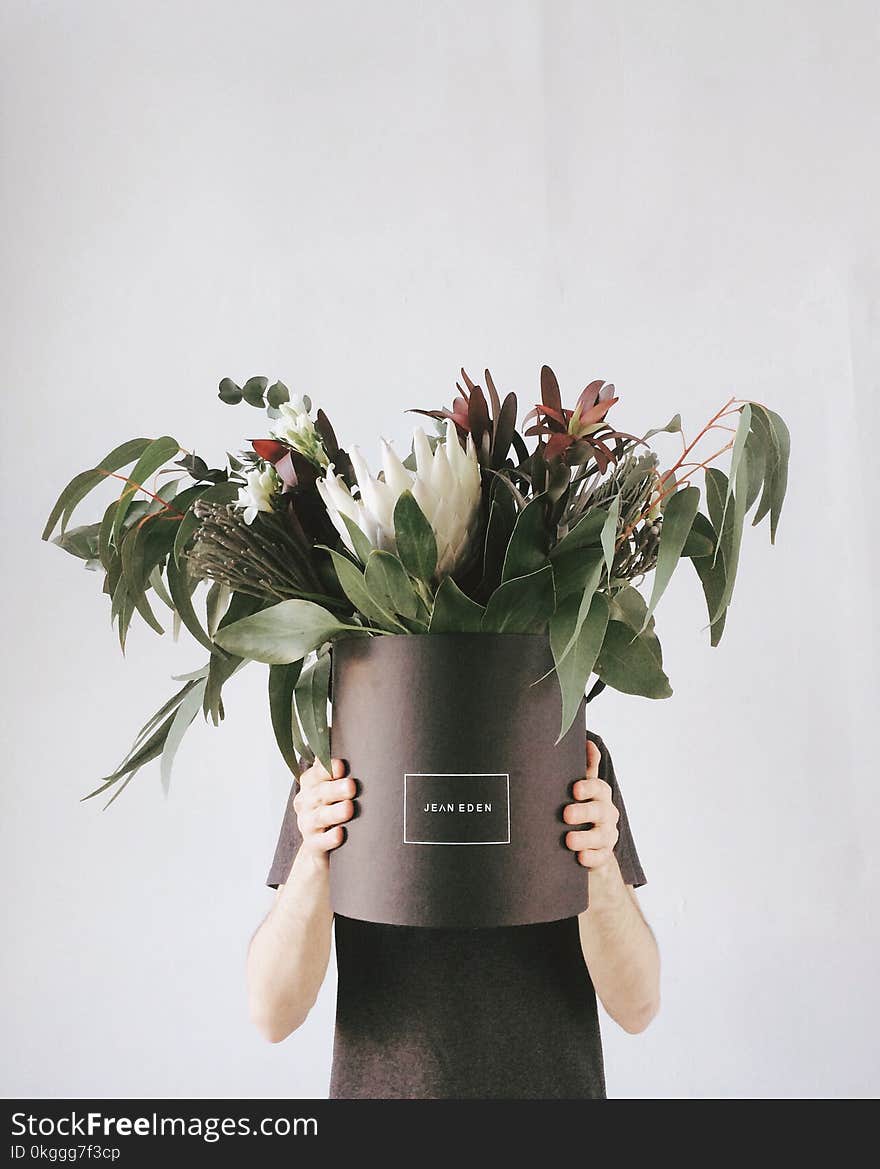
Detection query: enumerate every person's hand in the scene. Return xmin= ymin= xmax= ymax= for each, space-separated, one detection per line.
xmin=563 ymin=739 xmax=620 ymax=869
xmin=293 ymin=757 xmax=356 ymax=866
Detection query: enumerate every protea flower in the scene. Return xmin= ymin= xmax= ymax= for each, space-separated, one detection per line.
xmin=317 ymin=419 xmax=481 ymax=577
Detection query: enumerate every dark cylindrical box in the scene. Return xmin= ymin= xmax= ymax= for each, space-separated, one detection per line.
xmin=329 ymin=634 xmax=588 ymax=928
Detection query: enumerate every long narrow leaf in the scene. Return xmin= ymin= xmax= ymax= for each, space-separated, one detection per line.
xmin=268 ymin=662 xmax=304 ymax=773
xmin=551 ymin=591 xmax=610 ymax=741
xmin=294 ymin=653 xmax=332 ymax=772
xmin=641 ymin=485 xmax=700 ymax=630
xmin=110 ymin=436 xmax=180 ymax=544
xmin=42 ymin=437 xmax=151 ymax=540
xmin=160 ymin=679 xmax=207 ymax=793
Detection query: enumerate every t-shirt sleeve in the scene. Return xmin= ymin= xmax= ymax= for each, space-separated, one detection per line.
xmin=587 ymin=730 xmax=647 ymax=888
xmin=266 ymin=778 xmax=304 ymax=889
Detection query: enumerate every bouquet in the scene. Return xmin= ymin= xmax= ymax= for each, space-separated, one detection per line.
xmin=42 ymin=367 xmax=790 ymax=807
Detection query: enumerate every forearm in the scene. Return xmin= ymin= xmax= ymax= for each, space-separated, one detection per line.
xmin=247 ymin=847 xmax=334 ymax=1042
xmin=577 ymin=857 xmax=660 ymax=1034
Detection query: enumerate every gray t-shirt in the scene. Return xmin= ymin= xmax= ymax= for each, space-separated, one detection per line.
xmin=267 ymin=731 xmax=646 ymax=1099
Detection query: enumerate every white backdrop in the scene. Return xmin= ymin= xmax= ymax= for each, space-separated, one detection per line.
xmin=2 ymin=0 xmax=878 ymax=1099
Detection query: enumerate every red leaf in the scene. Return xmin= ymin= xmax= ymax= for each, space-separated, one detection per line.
xmin=540 ymin=365 xmax=563 ymax=414
xmin=468 ymin=382 xmax=490 ymax=445
xmin=252 ymin=439 xmax=288 ymax=463
xmin=575 ymin=380 xmax=606 ymax=413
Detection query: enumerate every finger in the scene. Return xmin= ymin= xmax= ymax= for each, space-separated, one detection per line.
xmin=585 ymin=739 xmax=601 ymax=780
xmin=315 ymin=825 xmax=345 ymax=852
xmin=318 ymin=776 xmax=357 ymax=805
xmin=300 ymin=757 xmax=347 ymax=787
xmin=316 ymin=799 xmax=355 ymax=829
xmin=565 ymin=826 xmax=618 ymax=853
xmin=571 ymin=776 xmax=611 ymax=803
xmin=563 ymin=800 xmax=617 ymax=827
xmin=576 ymin=846 xmax=614 ymax=869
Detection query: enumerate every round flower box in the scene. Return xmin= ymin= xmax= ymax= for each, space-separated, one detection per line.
xmin=329 ymin=633 xmax=588 ymax=928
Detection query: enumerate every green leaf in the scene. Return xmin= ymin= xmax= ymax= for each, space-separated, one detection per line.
xmin=110 ymin=436 xmax=180 ymax=545
xmin=294 ymin=653 xmax=331 ymax=772
xmin=481 ymin=564 xmax=555 ymax=633
xmin=743 ymin=406 xmax=772 ymax=511
xmin=709 ymin=452 xmax=749 ymax=623
xmin=339 ymin=514 xmax=375 ymax=567
xmin=322 ymin=547 xmax=405 ymax=632
xmin=725 ymin=404 xmax=752 ymax=505
xmin=213 ymin=598 xmax=363 ymax=665
xmin=642 ymin=414 xmax=682 ymax=441
xmin=203 ymin=592 xmax=259 ymax=723
xmin=218 ymin=378 xmax=242 ymax=404
xmin=267 ymin=380 xmax=290 ymax=408
xmin=393 ymin=491 xmax=438 ymax=584
xmin=607 ymin=585 xmax=663 ymax=663
xmin=641 ymin=485 xmax=700 ymax=629
xmin=206 ymin=582 xmax=232 ymax=638
xmin=551 ymin=548 xmax=604 ymax=662
xmin=83 ymin=709 xmax=178 ymax=802
xmin=428 ymin=576 xmax=486 ymax=632
xmin=166 ymin=554 xmax=217 ymax=654
xmin=692 ymin=545 xmax=728 ymax=646
xmin=766 ymin=410 xmax=790 ymax=543
xmin=242 ymin=376 xmax=269 ymax=408
xmin=42 ymin=437 xmax=151 ymax=540
xmin=52 ymin=522 xmax=102 ymax=561
xmin=681 ymin=512 xmax=716 ymax=559
xmin=551 ymin=590 xmax=610 ymax=741
xmin=269 ymin=661 xmax=305 ymax=773
xmin=501 ymin=496 xmax=549 ymax=582
xmin=160 ymin=678 xmax=207 ymax=794
xmin=595 ymin=621 xmax=673 ymax=699
xmin=119 ymin=524 xmax=164 ymax=635
xmin=600 ymin=495 xmax=621 ymax=582
xmin=550 ymin=508 xmax=606 ymax=559
xmin=364 ymin=550 xmax=421 ymax=620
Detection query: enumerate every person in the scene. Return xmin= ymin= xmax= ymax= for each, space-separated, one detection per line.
xmin=247 ymin=732 xmax=660 ymax=1099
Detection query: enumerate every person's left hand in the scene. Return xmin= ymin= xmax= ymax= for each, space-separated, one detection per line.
xmin=563 ymin=739 xmax=620 ymax=869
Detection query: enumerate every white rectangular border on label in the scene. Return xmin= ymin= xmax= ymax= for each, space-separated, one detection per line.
xmin=403 ymin=773 xmax=511 ymax=845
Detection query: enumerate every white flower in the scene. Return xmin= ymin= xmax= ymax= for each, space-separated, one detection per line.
xmin=316 ymin=419 xmax=481 ymax=577
xmin=269 ymin=398 xmax=329 ymax=467
xmin=235 ymin=465 xmax=279 ymax=525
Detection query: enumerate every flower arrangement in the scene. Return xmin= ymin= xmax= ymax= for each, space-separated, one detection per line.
xmin=42 ymin=367 xmax=789 ymax=805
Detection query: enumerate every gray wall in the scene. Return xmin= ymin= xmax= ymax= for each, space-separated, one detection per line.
xmin=2 ymin=0 xmax=878 ymax=1098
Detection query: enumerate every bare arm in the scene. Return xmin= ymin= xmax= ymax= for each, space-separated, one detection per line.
xmin=247 ymin=758 xmax=355 ymax=1043
xmin=564 ymin=741 xmax=660 ymax=1034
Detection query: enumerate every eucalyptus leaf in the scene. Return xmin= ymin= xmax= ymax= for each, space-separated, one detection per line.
xmin=595 ymin=621 xmax=673 ymax=699
xmin=213 ymin=599 xmax=363 ymax=665
xmin=242 ymin=376 xmax=269 ymax=408
xmin=160 ymin=679 xmax=207 ymax=794
xmin=267 ymin=380 xmax=290 ymax=408
xmin=641 ymin=485 xmax=700 ymax=629
xmin=43 ymin=437 xmax=151 ymax=540
xmin=218 ymin=378 xmax=242 ymax=404
xmin=166 ymin=555 xmax=216 ymax=654
xmin=607 ymin=585 xmax=663 ymax=663
xmin=294 ymin=653 xmax=331 ymax=772
xmin=110 ymin=436 xmax=179 ymax=545
xmin=552 ymin=549 xmax=604 ymax=662
xmin=551 ymin=591 xmax=610 ymax=741
xmin=268 ymin=661 xmax=305 ymax=773
xmin=600 ymin=495 xmax=621 ymax=583
xmin=681 ymin=512 xmax=716 ymax=559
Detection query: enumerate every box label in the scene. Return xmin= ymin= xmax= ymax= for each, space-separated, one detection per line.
xmin=403 ymin=773 xmax=510 ymax=845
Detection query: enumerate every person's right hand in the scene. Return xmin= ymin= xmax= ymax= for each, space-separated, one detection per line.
xmin=293 ymin=757 xmax=356 ymax=865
